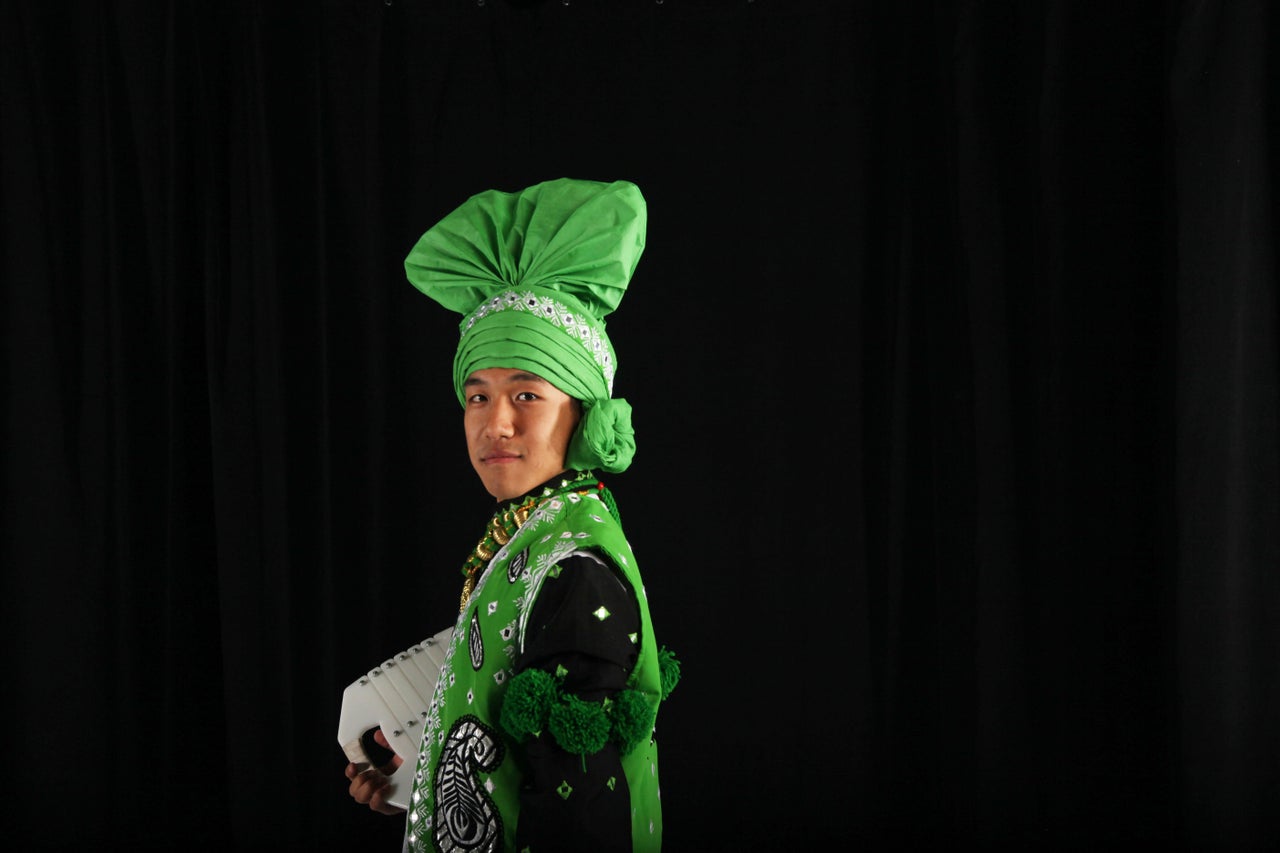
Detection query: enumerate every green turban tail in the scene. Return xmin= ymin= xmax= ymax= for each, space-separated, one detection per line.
xmin=566 ymin=398 xmax=636 ymax=474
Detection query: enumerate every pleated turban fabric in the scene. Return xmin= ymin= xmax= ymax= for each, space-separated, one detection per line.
xmin=404 ymin=177 xmax=646 ymax=473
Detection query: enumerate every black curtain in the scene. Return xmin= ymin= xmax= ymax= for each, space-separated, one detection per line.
xmin=3 ymin=1 xmax=1276 ymax=850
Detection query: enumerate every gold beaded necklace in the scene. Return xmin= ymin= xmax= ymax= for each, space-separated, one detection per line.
xmin=457 ymin=471 xmax=606 ymax=612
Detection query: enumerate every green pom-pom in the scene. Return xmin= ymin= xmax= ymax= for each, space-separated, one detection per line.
xmin=501 ymin=668 xmax=557 ymax=740
xmin=657 ymin=646 xmax=682 ymax=700
xmin=548 ymin=692 xmax=611 ymax=755
xmin=608 ymin=688 xmax=657 ymax=755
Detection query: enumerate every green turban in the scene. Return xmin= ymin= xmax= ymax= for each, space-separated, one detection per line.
xmin=404 ymin=177 xmax=645 ymax=473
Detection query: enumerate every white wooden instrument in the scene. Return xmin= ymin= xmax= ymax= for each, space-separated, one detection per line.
xmin=337 ymin=626 xmax=454 ymax=809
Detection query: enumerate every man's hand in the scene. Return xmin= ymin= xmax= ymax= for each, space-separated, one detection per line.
xmin=344 ymin=728 xmax=406 ymax=815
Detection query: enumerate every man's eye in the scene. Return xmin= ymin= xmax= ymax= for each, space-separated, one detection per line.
xmin=467 ymin=394 xmax=486 ymax=404
xmin=516 ymin=392 xmax=539 ymax=402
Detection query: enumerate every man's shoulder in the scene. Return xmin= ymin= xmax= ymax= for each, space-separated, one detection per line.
xmin=541 ymin=490 xmax=622 ymax=529
xmin=526 ymin=491 xmax=635 ymax=565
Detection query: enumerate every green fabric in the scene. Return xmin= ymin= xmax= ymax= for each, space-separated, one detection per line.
xmin=404 ymin=177 xmax=646 ymax=473
xmin=566 ymin=398 xmax=635 ymax=474
xmin=404 ymin=177 xmax=645 ymax=402
xmin=404 ymin=487 xmax=665 ymax=853
xmin=452 ymin=299 xmax=607 ymax=403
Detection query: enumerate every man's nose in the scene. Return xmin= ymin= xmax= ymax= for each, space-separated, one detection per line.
xmin=483 ymin=400 xmax=515 ymax=438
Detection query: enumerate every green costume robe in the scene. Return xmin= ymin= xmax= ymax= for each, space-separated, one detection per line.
xmin=405 ymin=483 xmax=665 ymax=853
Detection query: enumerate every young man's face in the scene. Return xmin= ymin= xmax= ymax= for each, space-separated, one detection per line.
xmin=463 ymin=367 xmax=581 ymax=501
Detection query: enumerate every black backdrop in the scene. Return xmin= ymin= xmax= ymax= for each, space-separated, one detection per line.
xmin=3 ymin=1 xmax=1277 ymax=850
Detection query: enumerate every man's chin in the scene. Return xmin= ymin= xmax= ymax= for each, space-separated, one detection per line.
xmin=480 ymin=470 xmax=527 ymax=502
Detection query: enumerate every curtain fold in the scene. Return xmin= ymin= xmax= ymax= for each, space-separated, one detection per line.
xmin=1171 ymin=1 xmax=1279 ymax=846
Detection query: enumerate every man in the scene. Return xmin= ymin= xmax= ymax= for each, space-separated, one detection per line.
xmin=345 ymin=178 xmax=678 ymax=853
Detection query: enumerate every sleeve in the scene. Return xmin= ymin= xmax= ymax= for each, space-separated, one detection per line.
xmin=512 ymin=549 xmax=640 ymax=853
